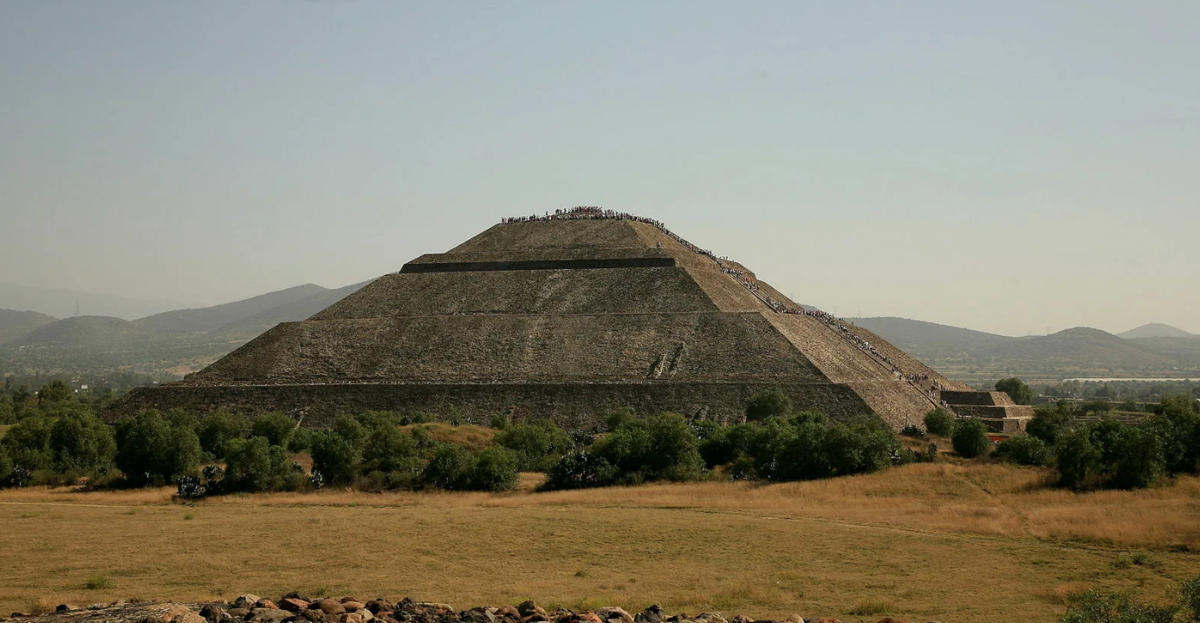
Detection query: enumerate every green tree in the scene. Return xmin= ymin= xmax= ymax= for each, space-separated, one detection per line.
xmin=309 ymin=431 xmax=362 ymax=486
xmin=49 ymin=410 xmax=116 ymax=474
xmin=0 ymin=444 xmax=12 ymax=485
xmin=493 ymin=420 xmax=574 ymax=472
xmin=1027 ymin=403 xmax=1073 ymax=445
xmin=593 ymin=412 xmax=705 ymax=484
xmin=923 ymin=408 xmax=956 ymax=436
xmin=422 ymin=444 xmax=477 ymax=490
xmin=994 ymin=435 xmax=1051 ymax=466
xmin=470 ymin=447 xmax=519 ymax=491
xmin=745 ymin=389 xmax=792 ymax=422
xmin=198 ymin=410 xmax=250 ymax=459
xmin=995 ymin=377 xmax=1032 ymax=405
xmin=37 ymin=380 xmax=72 ymax=405
xmin=251 ymin=412 xmax=296 ymax=449
xmin=0 ymin=396 xmax=14 ymax=425
xmin=1057 ymin=427 xmax=1103 ymax=490
xmin=1110 ymin=425 xmax=1165 ymax=489
xmin=0 ymin=415 xmax=54 ymax=472
xmin=361 ymin=425 xmax=420 ymax=475
xmin=114 ymin=410 xmax=201 ymax=485
xmin=222 ymin=437 xmax=302 ymax=492
xmin=951 ymin=419 xmax=991 ymax=459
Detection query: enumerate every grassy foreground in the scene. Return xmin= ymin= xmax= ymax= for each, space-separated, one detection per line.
xmin=2 ymin=463 xmax=1199 ymax=623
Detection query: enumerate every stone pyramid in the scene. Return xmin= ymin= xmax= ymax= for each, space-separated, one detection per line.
xmin=113 ymin=209 xmax=1029 ymax=431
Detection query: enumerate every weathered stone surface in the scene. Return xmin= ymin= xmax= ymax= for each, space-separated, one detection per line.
xmin=279 ymin=601 xmax=308 ymax=615
xmin=594 ymin=609 xmax=632 ymax=623
xmin=108 ymin=215 xmax=983 ymax=431
xmin=310 ymin=602 xmax=344 ymax=617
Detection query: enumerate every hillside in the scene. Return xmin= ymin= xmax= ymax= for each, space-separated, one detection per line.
xmin=0 ymin=282 xmax=188 ymax=320
xmin=133 ymin=284 xmax=330 ymax=335
xmin=0 ymin=280 xmax=370 ymax=377
xmin=0 ymin=309 xmax=58 ymax=344
xmin=1119 ymin=323 xmax=1194 ymax=339
xmin=848 ymin=316 xmax=1014 ymax=360
xmin=853 ymin=318 xmax=1200 ymax=382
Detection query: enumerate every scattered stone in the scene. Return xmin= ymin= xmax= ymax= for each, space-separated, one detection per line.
xmin=364 ymin=601 xmax=392 ymax=616
xmin=255 ymin=601 xmax=279 ymax=612
xmin=234 ymin=598 xmax=261 ymax=611
xmin=311 ymin=601 xmax=345 ymax=617
xmin=280 ymin=600 xmax=310 ymax=614
xmin=873 ymin=619 xmax=907 ymax=623
xmin=227 ymin=609 xmax=250 ymax=620
xmin=339 ymin=603 xmax=364 ymax=613
xmin=594 ymin=608 xmax=632 ymax=623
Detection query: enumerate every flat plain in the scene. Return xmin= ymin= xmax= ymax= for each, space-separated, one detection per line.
xmin=2 ymin=463 xmax=1199 ymax=623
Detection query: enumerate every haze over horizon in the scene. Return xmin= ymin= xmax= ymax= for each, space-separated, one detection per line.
xmin=2 ymin=2 xmax=1197 ymax=336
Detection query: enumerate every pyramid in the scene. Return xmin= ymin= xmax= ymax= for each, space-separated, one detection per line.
xmin=112 ymin=209 xmax=1029 ymax=431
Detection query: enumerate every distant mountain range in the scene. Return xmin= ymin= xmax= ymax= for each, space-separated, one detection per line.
xmin=0 ymin=280 xmax=370 ymax=377
xmin=849 ymin=317 xmax=1200 ymax=383
xmin=2 ymin=281 xmax=1196 ymax=383
xmin=0 ymin=282 xmax=191 ymax=320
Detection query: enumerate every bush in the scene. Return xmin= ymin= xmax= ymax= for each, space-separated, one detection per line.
xmin=222 ymin=436 xmax=303 ymax=492
xmin=951 ymin=419 xmax=991 ymax=458
xmin=198 ymin=411 xmax=250 ymax=458
xmin=493 ymin=421 xmax=574 ymax=472
xmin=1143 ymin=397 xmax=1200 ymax=475
xmin=994 ymin=435 xmax=1051 ymax=466
xmin=310 ymin=431 xmax=361 ymax=486
xmin=0 ymin=415 xmax=54 ymax=473
xmin=1061 ymin=589 xmax=1179 ymax=623
xmin=470 ymin=447 xmax=519 ymax=491
xmin=114 ymin=410 xmax=203 ymax=485
xmin=422 ymin=444 xmax=477 ymax=490
xmin=1027 ymin=404 xmax=1073 ymax=445
xmin=1110 ymin=425 xmax=1165 ymax=490
xmin=288 ymin=427 xmax=313 ymax=453
xmin=49 ymin=410 xmax=115 ymax=474
xmin=1057 ymin=427 xmax=1103 ymax=490
xmin=252 ymin=412 xmax=295 ymax=449
xmin=745 ymin=389 xmax=791 ymax=422
xmin=923 ymin=408 xmax=955 ymax=436
xmin=361 ymin=425 xmax=421 ymax=475
xmin=332 ymin=414 xmax=367 ymax=446
xmin=995 ymin=377 xmax=1032 ymax=405
xmin=603 ymin=408 xmax=634 ymax=432
xmin=542 ymin=451 xmax=618 ymax=491
xmin=593 ymin=412 xmax=705 ymax=484
xmin=0 ymin=445 xmax=12 ymax=485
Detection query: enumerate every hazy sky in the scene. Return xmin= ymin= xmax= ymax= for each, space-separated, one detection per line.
xmin=2 ymin=1 xmax=1197 ymax=336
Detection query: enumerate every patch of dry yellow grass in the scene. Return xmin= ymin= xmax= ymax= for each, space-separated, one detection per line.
xmin=404 ymin=423 xmax=496 ymax=452
xmin=2 ymin=463 xmax=1198 ymax=623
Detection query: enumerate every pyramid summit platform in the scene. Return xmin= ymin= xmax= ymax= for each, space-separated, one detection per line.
xmin=111 ymin=208 xmax=1030 ymax=431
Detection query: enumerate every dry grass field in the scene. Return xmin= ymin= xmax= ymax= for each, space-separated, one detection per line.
xmin=2 ymin=464 xmax=1199 ymax=623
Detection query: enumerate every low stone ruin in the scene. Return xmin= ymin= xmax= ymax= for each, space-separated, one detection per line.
xmin=3 ymin=594 xmax=928 ymax=623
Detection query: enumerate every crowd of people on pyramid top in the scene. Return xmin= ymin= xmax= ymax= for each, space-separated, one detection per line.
xmin=499 ymin=206 xmax=946 ymax=401
xmin=499 ymin=207 xmax=725 ymax=260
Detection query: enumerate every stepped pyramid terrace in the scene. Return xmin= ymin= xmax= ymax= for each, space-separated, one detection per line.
xmin=111 ymin=208 xmax=1033 ymax=431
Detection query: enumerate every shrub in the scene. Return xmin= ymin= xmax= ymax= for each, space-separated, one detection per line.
xmin=0 ymin=445 xmax=12 ymax=485
xmin=38 ymin=380 xmax=72 ymax=405
xmin=422 ymin=444 xmax=477 ymax=490
xmin=198 ymin=411 xmax=250 ymax=458
xmin=1061 ymin=589 xmax=1178 ymax=623
xmin=493 ymin=421 xmax=574 ymax=472
xmin=361 ymin=425 xmax=421 ymax=475
xmin=603 ymin=408 xmax=634 ymax=432
xmin=593 ymin=412 xmax=705 ymax=484
xmin=167 ymin=409 xmax=200 ymax=433
xmin=994 ymin=435 xmax=1051 ymax=466
xmin=0 ymin=415 xmax=54 ymax=473
xmin=1110 ymin=425 xmax=1165 ymax=490
xmin=222 ymin=436 xmax=302 ymax=492
xmin=489 ymin=413 xmax=510 ymax=430
xmin=822 ymin=416 xmax=899 ymax=476
xmin=288 ymin=427 xmax=313 ymax=453
xmin=1143 ymin=398 xmax=1200 ymax=475
xmin=114 ymin=410 xmax=202 ymax=485
xmin=699 ymin=422 xmax=759 ymax=468
xmin=542 ymin=451 xmax=618 ymax=490
xmin=49 ymin=410 xmax=116 ymax=474
xmin=332 ymin=414 xmax=367 ymax=446
xmin=1027 ymin=404 xmax=1073 ymax=445
xmin=471 ymin=447 xmax=520 ymax=491
xmin=951 ymin=419 xmax=991 ymax=458
xmin=310 ymin=431 xmax=361 ymax=486
xmin=252 ymin=412 xmax=296 ymax=449
xmin=1057 ymin=427 xmax=1103 ymax=490
xmin=923 ymin=408 xmax=955 ymax=436
xmin=745 ymin=389 xmax=791 ymax=422
xmin=995 ymin=377 xmax=1032 ymax=405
